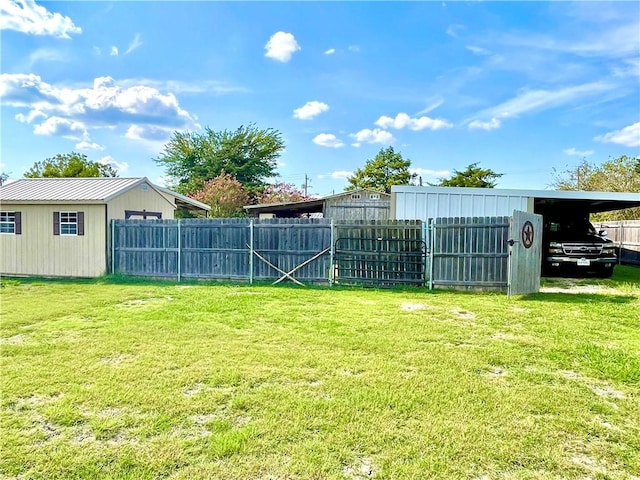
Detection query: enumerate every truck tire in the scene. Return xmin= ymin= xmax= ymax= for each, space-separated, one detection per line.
xmin=596 ymin=266 xmax=614 ymax=279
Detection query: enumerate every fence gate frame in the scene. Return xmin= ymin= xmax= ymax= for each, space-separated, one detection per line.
xmin=507 ymin=210 xmax=543 ymax=296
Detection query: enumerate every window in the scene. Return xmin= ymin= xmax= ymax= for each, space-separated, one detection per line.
xmin=369 ymin=193 xmax=381 ymax=200
xmin=1 ymin=211 xmax=21 ymax=234
xmin=53 ymin=211 xmax=84 ymax=236
xmin=350 ymin=194 xmax=361 ymax=200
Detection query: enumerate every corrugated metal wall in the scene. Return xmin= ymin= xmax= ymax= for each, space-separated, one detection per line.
xmin=392 ymin=186 xmax=531 ymax=221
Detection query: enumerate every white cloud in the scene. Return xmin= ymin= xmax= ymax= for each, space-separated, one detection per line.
xmin=446 ymin=24 xmax=465 ymax=38
xmin=348 ymin=45 xmax=360 ymax=53
xmin=98 ymin=155 xmax=128 ymax=173
xmin=350 ymin=128 xmax=394 ymax=145
xmin=33 ymin=116 xmax=86 ymax=139
xmin=124 ymin=33 xmax=142 ymax=55
xmin=375 ymin=113 xmax=452 ymax=131
xmin=1 ymin=73 xmax=197 ymax=145
xmin=264 ymin=31 xmax=300 ymax=63
xmin=312 ymin=133 xmax=344 ymax=148
xmin=0 ymin=0 xmax=81 ymax=38
xmin=25 ymin=47 xmax=68 ymax=68
xmin=468 ymin=82 xmax=613 ymax=127
xmin=466 ymin=45 xmax=490 ymax=56
xmin=415 ymin=99 xmax=444 ymax=116
xmin=410 ymin=168 xmax=451 ymax=178
xmin=563 ymin=147 xmax=594 ymax=157
xmin=331 ymin=171 xmax=352 ymax=179
xmin=110 ymin=46 xmax=118 ymax=56
xmin=93 ymin=46 xmax=101 ymax=56
xmin=125 ymin=124 xmax=175 ymax=142
xmin=595 ymin=122 xmax=640 ymax=147
xmin=75 ymin=140 xmax=104 ymax=151
xmin=468 ymin=118 xmax=501 ymax=131
xmin=293 ymin=101 xmax=329 ymax=120
xmin=324 ymin=48 xmax=335 ymax=55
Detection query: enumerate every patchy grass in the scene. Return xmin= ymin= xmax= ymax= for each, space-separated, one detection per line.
xmin=1 ymin=266 xmax=639 ymax=479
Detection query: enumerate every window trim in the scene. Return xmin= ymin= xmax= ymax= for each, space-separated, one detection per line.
xmin=59 ymin=211 xmax=79 ymax=236
xmin=369 ymin=193 xmax=381 ymax=200
xmin=350 ymin=193 xmax=362 ymax=200
xmin=0 ymin=211 xmax=19 ymax=235
xmin=53 ymin=211 xmax=84 ymax=236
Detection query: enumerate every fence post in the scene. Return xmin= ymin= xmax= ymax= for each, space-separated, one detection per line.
xmin=111 ymin=219 xmax=115 ymax=274
xmin=177 ymin=219 xmax=182 ymax=282
xmin=428 ymin=219 xmax=435 ymax=290
xmin=619 ymin=223 xmax=624 ymax=265
xmin=249 ymin=219 xmax=254 ymax=284
xmin=329 ymin=219 xmax=335 ymax=286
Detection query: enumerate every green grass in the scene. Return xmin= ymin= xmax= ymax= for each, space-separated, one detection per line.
xmin=1 ymin=266 xmax=639 ymax=479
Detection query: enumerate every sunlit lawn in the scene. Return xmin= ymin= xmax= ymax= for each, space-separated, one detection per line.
xmin=1 ymin=266 xmax=639 ymax=479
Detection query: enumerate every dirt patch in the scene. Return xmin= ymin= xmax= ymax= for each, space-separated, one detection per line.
xmin=99 ymin=354 xmax=132 ymax=365
xmin=590 ymin=386 xmax=625 ymax=399
xmin=116 ymin=297 xmax=170 ymax=307
xmin=183 ymin=383 xmax=205 ymax=397
xmin=1 ymin=334 xmax=29 ymax=345
xmin=343 ymin=457 xmax=376 ymax=479
xmin=559 ymin=370 xmax=582 ymax=379
xmin=400 ymin=303 xmax=427 ymax=311
xmin=541 ymin=283 xmax=625 ymax=296
xmin=96 ymin=408 xmax=123 ymax=419
xmin=451 ymin=309 xmax=476 ymax=320
xmin=484 ymin=367 xmax=507 ymax=379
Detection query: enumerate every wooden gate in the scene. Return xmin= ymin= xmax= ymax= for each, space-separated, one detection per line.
xmin=508 ymin=210 xmax=543 ymax=296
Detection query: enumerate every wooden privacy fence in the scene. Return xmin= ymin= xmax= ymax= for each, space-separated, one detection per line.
xmin=111 ymin=216 xmax=514 ymax=289
xmin=428 ymin=217 xmax=511 ymax=289
xmin=593 ymin=220 xmax=640 ymax=266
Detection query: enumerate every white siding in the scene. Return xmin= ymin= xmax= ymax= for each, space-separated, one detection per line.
xmin=392 ymin=187 xmax=532 ymax=220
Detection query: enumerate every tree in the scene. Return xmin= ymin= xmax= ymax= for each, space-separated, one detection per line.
xmin=346 ymin=146 xmax=416 ymax=193
xmin=434 ymin=162 xmax=502 ymax=188
xmin=191 ymin=173 xmax=249 ymax=218
xmin=155 ymin=124 xmax=284 ymax=195
xmin=550 ymin=155 xmax=640 ymax=220
xmin=257 ymin=182 xmax=312 ymax=204
xmin=0 ymin=172 xmax=9 ymax=186
xmin=24 ymin=153 xmax=118 ymax=178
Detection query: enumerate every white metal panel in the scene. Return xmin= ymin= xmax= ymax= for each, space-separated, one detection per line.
xmin=393 ymin=188 xmax=531 ymax=220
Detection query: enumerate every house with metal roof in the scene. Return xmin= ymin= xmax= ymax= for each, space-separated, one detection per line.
xmin=0 ymin=177 xmax=210 ymax=277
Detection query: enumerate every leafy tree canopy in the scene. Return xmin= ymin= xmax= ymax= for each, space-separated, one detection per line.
xmin=550 ymin=155 xmax=640 ymax=220
xmin=346 ymin=146 xmax=416 ymax=194
xmin=24 ymin=153 xmax=118 ymax=178
xmin=191 ymin=173 xmax=249 ymax=218
xmin=433 ymin=162 xmax=502 ymax=188
xmin=155 ymin=124 xmax=284 ymax=195
xmin=258 ymin=182 xmax=312 ymax=204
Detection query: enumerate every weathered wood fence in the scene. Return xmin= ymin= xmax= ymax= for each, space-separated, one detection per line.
xmin=111 ymin=217 xmax=514 ymax=289
xmin=593 ymin=220 xmax=640 ymax=266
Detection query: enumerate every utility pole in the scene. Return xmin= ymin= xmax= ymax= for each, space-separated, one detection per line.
xmin=303 ymin=174 xmax=310 ymax=196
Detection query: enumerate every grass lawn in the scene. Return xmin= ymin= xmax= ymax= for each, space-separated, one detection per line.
xmin=1 ymin=267 xmax=639 ymax=479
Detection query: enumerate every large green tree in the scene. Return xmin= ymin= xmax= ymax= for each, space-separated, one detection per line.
xmin=155 ymin=124 xmax=284 ymax=195
xmin=434 ymin=163 xmax=502 ymax=188
xmin=550 ymin=155 xmax=640 ymax=220
xmin=346 ymin=146 xmax=416 ymax=193
xmin=24 ymin=153 xmax=118 ymax=178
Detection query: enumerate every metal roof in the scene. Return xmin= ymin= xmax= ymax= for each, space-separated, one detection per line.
xmin=244 ymin=188 xmax=390 ymax=213
xmin=0 ymin=177 xmax=146 ymax=202
xmin=0 ymin=177 xmax=210 ymax=212
xmin=392 ymin=186 xmax=640 ymax=213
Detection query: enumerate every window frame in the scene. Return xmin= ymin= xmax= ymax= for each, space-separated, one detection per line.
xmin=0 ymin=211 xmax=16 ymax=234
xmin=59 ymin=211 xmax=79 ymax=236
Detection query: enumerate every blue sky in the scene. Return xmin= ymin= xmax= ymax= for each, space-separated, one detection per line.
xmin=1 ymin=0 xmax=639 ymax=196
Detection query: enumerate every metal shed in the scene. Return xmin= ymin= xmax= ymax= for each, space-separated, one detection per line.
xmin=0 ymin=177 xmax=209 ymax=277
xmin=391 ymin=186 xmax=640 ymax=220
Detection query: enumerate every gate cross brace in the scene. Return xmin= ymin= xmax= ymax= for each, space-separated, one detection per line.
xmin=248 ymin=245 xmax=330 ymax=286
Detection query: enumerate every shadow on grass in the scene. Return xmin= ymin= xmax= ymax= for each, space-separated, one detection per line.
xmin=519 ymin=291 xmax=637 ymax=304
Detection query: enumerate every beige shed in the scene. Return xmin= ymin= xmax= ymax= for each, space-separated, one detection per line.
xmin=0 ymin=177 xmax=209 ymax=277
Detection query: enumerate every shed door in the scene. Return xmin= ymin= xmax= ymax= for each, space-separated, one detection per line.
xmin=508 ymin=210 xmax=543 ymax=296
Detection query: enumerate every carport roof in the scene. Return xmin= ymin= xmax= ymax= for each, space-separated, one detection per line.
xmin=391 ymin=186 xmax=640 ymax=213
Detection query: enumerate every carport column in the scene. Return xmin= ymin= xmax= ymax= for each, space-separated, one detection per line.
xmin=177 ymin=219 xmax=181 ymax=282
xmin=249 ymin=219 xmax=254 ymax=284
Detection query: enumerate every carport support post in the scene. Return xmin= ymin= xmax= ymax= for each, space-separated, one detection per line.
xmin=249 ymin=219 xmax=254 ymax=284
xmin=177 ymin=219 xmax=181 ymax=282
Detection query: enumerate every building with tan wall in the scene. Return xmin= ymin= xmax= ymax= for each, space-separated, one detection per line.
xmin=0 ymin=177 xmax=209 ymax=277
